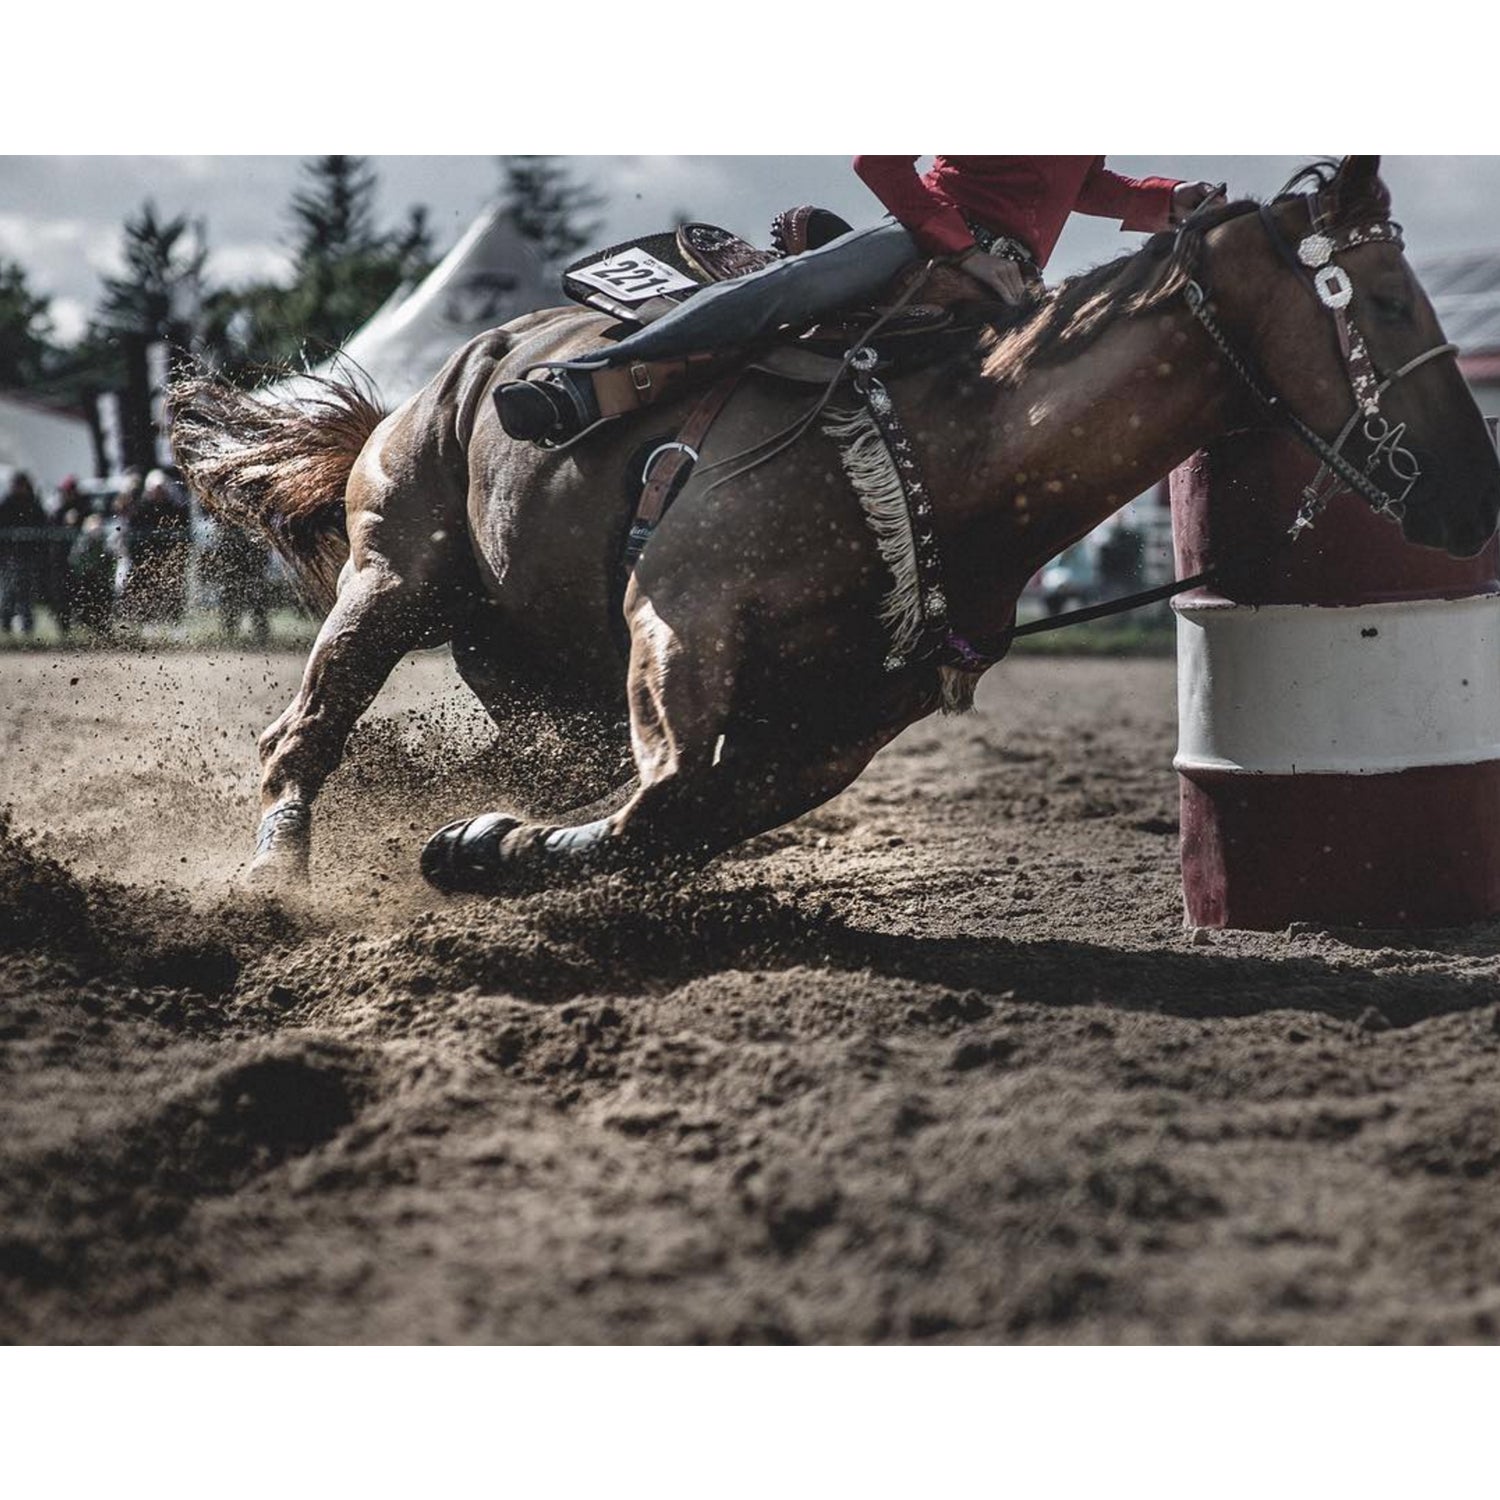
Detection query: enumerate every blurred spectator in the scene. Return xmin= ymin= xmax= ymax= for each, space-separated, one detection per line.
xmin=203 ymin=519 xmax=272 ymax=646
xmin=117 ymin=468 xmax=191 ymax=624
xmin=1038 ymin=540 xmax=1097 ymax=617
xmin=43 ymin=476 xmax=86 ymax=634
xmin=1097 ymin=524 xmax=1144 ymax=595
xmin=68 ymin=514 xmax=117 ymax=634
xmin=111 ymin=472 xmax=141 ymax=599
xmin=0 ymin=471 xmax=48 ymax=636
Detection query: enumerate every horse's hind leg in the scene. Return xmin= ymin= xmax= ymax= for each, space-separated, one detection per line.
xmin=590 ymin=719 xmax=885 ymax=872
xmin=421 ymin=593 xmax=894 ymax=891
xmin=252 ymin=557 xmax=445 ymax=885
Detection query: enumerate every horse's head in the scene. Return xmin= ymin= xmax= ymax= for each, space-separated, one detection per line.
xmin=1204 ymin=155 xmax=1500 ymax=558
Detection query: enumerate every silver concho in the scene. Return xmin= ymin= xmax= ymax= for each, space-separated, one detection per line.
xmin=1314 ymin=265 xmax=1354 ymax=309
xmin=1298 ymin=232 xmax=1335 ymax=268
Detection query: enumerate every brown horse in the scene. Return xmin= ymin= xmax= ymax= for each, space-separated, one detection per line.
xmin=170 ymin=156 xmax=1500 ymax=895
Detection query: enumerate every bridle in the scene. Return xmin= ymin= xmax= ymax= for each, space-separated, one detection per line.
xmin=1009 ymin=184 xmax=1462 ymax=645
xmin=1179 ymin=187 xmax=1459 ymax=539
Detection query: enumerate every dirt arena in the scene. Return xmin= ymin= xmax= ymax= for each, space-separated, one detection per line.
xmin=4 ymin=645 xmax=1500 ymax=1344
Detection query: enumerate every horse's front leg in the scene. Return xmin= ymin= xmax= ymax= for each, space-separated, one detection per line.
xmin=252 ymin=558 xmax=445 ymax=887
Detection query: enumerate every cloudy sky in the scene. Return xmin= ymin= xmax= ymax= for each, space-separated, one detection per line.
xmin=4 ymin=155 xmax=1500 ymax=344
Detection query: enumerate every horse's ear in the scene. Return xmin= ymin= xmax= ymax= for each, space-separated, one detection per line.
xmin=1333 ymin=155 xmax=1389 ymax=215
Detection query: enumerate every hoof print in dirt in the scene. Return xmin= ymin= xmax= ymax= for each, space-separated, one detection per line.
xmin=119 ymin=1042 xmax=370 ymax=1200
xmin=742 ymin=1161 xmax=843 ymax=1257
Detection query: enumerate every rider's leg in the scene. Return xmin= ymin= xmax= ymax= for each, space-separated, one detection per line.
xmin=495 ymin=221 xmax=920 ymax=443
xmin=577 ymin=221 xmax=920 ymax=366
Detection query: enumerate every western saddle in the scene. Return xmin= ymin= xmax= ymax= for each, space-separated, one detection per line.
xmin=561 ymin=206 xmax=1005 ymax=421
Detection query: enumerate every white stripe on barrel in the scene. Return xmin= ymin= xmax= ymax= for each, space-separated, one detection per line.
xmin=1176 ymin=594 xmax=1500 ymax=775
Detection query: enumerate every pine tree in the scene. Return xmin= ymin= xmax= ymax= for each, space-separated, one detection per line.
xmin=393 ymin=205 xmax=437 ymax=283
xmin=60 ymin=202 xmax=210 ymax=448
xmin=0 ymin=259 xmax=55 ymax=390
xmin=497 ymin=156 xmax=606 ymax=270
xmin=270 ymin=156 xmax=440 ymax=360
xmin=96 ymin=201 xmax=206 ymax=342
xmin=188 ymin=159 xmax=442 ymax=378
xmin=289 ymin=155 xmax=382 ymax=270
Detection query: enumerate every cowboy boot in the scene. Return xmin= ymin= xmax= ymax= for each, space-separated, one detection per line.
xmin=494 ymin=368 xmax=600 ymax=445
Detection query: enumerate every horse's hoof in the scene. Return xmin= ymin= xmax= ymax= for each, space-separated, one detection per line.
xmin=421 ymin=813 xmax=522 ymax=893
xmin=244 ymin=851 xmax=309 ymax=892
xmin=249 ymin=803 xmax=310 ymax=890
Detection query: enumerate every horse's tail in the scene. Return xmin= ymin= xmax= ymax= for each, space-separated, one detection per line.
xmin=168 ymin=369 xmax=387 ymax=616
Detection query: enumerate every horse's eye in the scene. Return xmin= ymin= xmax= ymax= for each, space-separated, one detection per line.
xmin=1367 ymin=288 xmax=1412 ymax=322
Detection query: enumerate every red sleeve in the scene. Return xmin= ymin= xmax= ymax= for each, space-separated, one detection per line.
xmin=1076 ymin=158 xmax=1180 ymax=234
xmin=852 ymin=155 xmax=977 ymax=257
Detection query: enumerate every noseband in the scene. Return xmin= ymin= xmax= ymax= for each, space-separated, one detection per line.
xmin=1181 ymin=191 xmax=1458 ymax=537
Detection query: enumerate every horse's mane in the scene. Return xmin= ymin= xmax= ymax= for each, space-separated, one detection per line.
xmin=978 ymin=159 xmax=1365 ymax=387
xmin=978 ymin=196 xmax=1259 ymax=385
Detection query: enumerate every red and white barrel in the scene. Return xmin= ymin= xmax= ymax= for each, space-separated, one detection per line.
xmin=1171 ymin=426 xmax=1500 ymax=929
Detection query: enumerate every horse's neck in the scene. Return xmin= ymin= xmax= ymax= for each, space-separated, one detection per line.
xmin=934 ymin=300 xmax=1243 ymax=599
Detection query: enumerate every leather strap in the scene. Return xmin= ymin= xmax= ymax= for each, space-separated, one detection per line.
xmin=591 ymin=351 xmax=728 ymax=419
xmin=637 ymin=376 xmax=741 ymax=526
xmin=619 ymin=375 xmax=743 ymax=584
xmin=751 ymin=344 xmax=850 ymax=385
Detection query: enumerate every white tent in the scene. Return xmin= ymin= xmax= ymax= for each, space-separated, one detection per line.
xmin=294 ymin=203 xmax=553 ymax=408
xmin=0 ymin=393 xmax=95 ymax=493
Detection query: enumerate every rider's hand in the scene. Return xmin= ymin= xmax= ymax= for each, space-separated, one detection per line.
xmin=958 ymin=248 xmax=1028 ymax=304
xmin=1170 ymin=180 xmax=1224 ymax=224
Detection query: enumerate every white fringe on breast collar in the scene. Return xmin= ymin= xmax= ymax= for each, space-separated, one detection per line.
xmin=821 ymin=402 xmax=982 ymax=714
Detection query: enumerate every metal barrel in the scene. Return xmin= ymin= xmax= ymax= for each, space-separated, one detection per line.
xmin=1171 ymin=428 xmax=1500 ymax=929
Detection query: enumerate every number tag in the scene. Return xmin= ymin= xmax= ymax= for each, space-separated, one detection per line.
xmin=570 ymin=248 xmax=698 ymax=302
